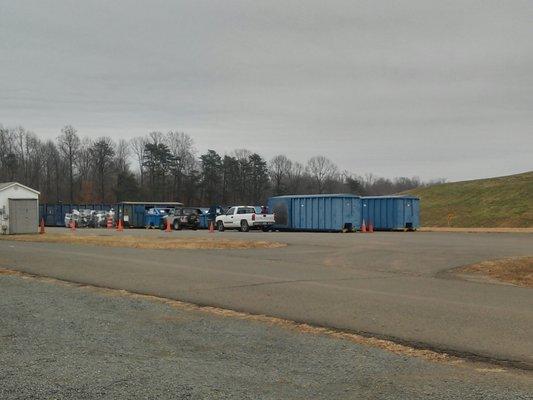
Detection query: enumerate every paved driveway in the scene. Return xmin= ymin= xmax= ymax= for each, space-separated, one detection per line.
xmin=1 ymin=229 xmax=532 ymax=368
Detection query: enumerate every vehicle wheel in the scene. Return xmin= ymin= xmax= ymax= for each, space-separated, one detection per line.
xmin=240 ymin=220 xmax=250 ymax=232
xmin=173 ymin=220 xmax=181 ymax=230
xmin=262 ymin=226 xmax=271 ymax=232
xmin=217 ymin=221 xmax=225 ymax=232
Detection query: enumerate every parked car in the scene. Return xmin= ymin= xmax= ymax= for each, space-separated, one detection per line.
xmin=215 ymin=206 xmax=275 ymax=232
xmin=161 ymin=207 xmax=202 ymax=230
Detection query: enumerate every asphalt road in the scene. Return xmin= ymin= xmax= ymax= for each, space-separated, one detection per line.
xmin=1 ymin=229 xmax=532 ymax=368
xmin=2 ymin=274 xmax=532 ymax=399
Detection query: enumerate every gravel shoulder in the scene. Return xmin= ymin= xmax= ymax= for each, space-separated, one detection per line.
xmin=1 ymin=274 xmax=532 ymax=399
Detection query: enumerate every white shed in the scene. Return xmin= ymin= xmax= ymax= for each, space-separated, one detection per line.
xmin=0 ymin=182 xmax=40 ymax=235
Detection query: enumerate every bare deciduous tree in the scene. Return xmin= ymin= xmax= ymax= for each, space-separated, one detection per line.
xmin=57 ymin=125 xmax=80 ymax=202
xmin=114 ymin=139 xmax=130 ymax=173
xmin=90 ymin=137 xmax=115 ymax=202
xmin=287 ymin=161 xmax=304 ymax=194
xmin=148 ymin=131 xmax=164 ymax=145
xmin=0 ymin=122 xmax=430 ymax=205
xmin=130 ymin=136 xmax=148 ymax=186
xmin=306 ymin=156 xmax=338 ymax=193
xmin=166 ymin=131 xmax=196 ymax=199
xmin=269 ymin=155 xmax=292 ymax=195
xmin=77 ymin=137 xmax=94 ymax=199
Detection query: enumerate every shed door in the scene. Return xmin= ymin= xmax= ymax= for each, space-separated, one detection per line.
xmin=9 ymin=199 xmax=38 ymax=234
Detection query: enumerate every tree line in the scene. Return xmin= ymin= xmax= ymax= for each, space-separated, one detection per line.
xmin=0 ymin=124 xmax=444 ymax=205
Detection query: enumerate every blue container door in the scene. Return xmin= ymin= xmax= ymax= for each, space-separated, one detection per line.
xmin=404 ymin=199 xmax=417 ymax=229
xmin=352 ymin=199 xmax=361 ymax=229
xmin=293 ymin=198 xmax=302 ymax=229
xmin=413 ymin=199 xmax=420 ymax=228
xmin=44 ymin=205 xmax=55 ymax=226
xmin=54 ymin=205 xmax=61 ymax=226
xmin=319 ymin=197 xmax=327 ymax=230
xmin=306 ymin=198 xmax=313 ymax=229
xmin=361 ymin=199 xmax=368 ymax=227
xmin=135 ymin=205 xmax=146 ymax=227
xmin=405 ymin=199 xmax=413 ymax=225
xmin=343 ymin=198 xmax=353 ymax=230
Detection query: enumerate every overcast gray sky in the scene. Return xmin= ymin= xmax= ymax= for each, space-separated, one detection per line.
xmin=1 ymin=0 xmax=531 ymax=181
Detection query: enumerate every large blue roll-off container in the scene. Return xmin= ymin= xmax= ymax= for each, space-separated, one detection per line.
xmin=117 ymin=202 xmax=183 ymax=227
xmin=39 ymin=203 xmax=120 ymax=226
xmin=40 ymin=202 xmax=183 ymax=227
xmin=361 ymin=196 xmax=420 ymax=230
xmin=267 ymin=194 xmax=361 ymax=232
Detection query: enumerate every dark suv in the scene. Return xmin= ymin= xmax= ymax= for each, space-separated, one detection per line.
xmin=160 ymin=207 xmax=201 ymax=230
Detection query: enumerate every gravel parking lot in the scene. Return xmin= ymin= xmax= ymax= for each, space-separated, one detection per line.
xmin=1 ymin=273 xmax=532 ymax=399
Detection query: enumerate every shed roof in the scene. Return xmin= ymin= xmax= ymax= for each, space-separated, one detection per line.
xmin=0 ymin=182 xmax=41 ymax=195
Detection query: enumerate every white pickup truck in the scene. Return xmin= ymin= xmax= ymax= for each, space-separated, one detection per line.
xmin=215 ymin=206 xmax=275 ymax=232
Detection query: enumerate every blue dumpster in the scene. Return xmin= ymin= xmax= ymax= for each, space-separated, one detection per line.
xmin=268 ymin=194 xmax=361 ymax=232
xmin=197 ymin=208 xmax=210 ymax=229
xmin=144 ymin=207 xmax=172 ymax=229
xmin=118 ymin=202 xmax=183 ymax=227
xmin=361 ymin=196 xmax=420 ymax=230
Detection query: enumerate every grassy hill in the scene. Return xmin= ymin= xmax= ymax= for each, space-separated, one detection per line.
xmin=406 ymin=171 xmax=533 ymax=227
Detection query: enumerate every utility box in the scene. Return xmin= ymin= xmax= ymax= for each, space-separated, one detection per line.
xmin=361 ymin=196 xmax=420 ymax=230
xmin=268 ymin=194 xmax=361 ymax=232
xmin=0 ymin=182 xmax=40 ymax=234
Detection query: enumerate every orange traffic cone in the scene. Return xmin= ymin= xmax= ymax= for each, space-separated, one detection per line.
xmin=165 ymin=217 xmax=172 ymax=232
xmin=116 ymin=219 xmax=124 ymax=232
xmin=361 ymin=220 xmax=367 ymax=233
xmin=368 ymin=221 xmax=374 ymax=233
xmin=39 ymin=218 xmax=45 ymax=234
xmin=209 ymin=221 xmax=214 ymax=233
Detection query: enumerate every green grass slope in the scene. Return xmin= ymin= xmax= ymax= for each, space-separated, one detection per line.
xmin=406 ymin=171 xmax=533 ymax=227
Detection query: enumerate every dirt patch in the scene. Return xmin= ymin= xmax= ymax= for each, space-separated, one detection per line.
xmin=455 ymin=257 xmax=533 ymax=287
xmin=0 ymin=233 xmax=286 ymax=250
xmin=0 ymin=269 xmax=19 ymax=275
xmin=420 ymin=227 xmax=533 ymax=233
